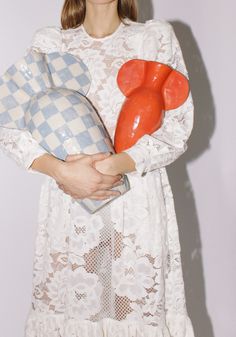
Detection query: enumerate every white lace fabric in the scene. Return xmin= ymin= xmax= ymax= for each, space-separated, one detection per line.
xmin=0 ymin=18 xmax=195 ymax=337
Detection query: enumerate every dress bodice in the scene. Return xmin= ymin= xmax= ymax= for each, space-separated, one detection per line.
xmin=30 ymin=18 xmax=190 ymax=163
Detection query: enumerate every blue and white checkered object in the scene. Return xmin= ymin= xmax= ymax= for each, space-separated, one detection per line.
xmin=0 ymin=51 xmax=130 ymax=213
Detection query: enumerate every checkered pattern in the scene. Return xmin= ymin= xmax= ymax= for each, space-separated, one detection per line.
xmin=25 ymin=87 xmax=115 ymax=160
xmin=0 ymin=51 xmax=91 ymax=129
xmin=45 ymin=52 xmax=91 ymax=95
xmin=0 ymin=50 xmax=130 ymax=213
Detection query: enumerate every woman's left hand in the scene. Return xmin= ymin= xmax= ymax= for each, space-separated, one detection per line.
xmin=65 ymin=151 xmax=136 ymax=176
xmin=93 ymin=152 xmax=136 ymax=176
xmin=93 ymin=153 xmax=119 ymax=176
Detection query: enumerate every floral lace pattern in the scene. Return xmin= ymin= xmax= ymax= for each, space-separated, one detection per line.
xmin=0 ymin=18 xmax=195 ymax=337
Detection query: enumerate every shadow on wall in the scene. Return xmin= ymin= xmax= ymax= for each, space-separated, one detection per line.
xmin=137 ymin=1 xmax=216 ymax=337
xmin=168 ymin=21 xmax=215 ymax=337
xmin=137 ymin=0 xmax=154 ymax=22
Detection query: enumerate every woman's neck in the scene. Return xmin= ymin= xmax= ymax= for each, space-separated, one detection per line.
xmin=83 ymin=1 xmax=121 ymax=38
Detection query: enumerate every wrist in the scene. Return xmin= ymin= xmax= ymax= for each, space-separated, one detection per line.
xmin=52 ymin=159 xmax=67 ymax=182
xmin=94 ymin=155 xmax=117 ymax=175
xmin=111 ymin=152 xmax=136 ymax=174
xmin=30 ymin=153 xmax=66 ymax=181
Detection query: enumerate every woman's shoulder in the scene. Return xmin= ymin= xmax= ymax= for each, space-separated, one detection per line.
xmin=30 ymin=26 xmax=62 ymax=52
xmin=128 ymin=19 xmax=175 ymax=61
xmin=128 ymin=18 xmax=173 ymax=35
xmin=127 ymin=18 xmax=174 ymax=49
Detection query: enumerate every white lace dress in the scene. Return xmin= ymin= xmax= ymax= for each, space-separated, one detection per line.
xmin=0 ymin=17 xmax=195 ymax=337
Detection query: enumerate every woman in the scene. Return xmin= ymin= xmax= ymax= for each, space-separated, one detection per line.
xmin=0 ymin=0 xmax=195 ymax=336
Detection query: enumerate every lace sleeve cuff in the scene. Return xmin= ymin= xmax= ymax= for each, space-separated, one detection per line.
xmin=0 ymin=127 xmax=48 ymax=174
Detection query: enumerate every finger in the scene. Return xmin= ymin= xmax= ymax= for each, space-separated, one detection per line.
xmin=57 ymin=183 xmax=65 ymax=190
xmin=71 ymin=195 xmax=81 ymax=200
xmin=98 ymin=173 xmax=123 ymax=186
xmin=112 ymin=179 xmax=125 ymax=187
xmin=89 ymin=192 xmax=120 ymax=200
xmin=90 ymin=190 xmax=121 ymax=198
xmin=57 ymin=185 xmax=70 ymax=194
xmin=90 ymin=152 xmax=111 ymax=162
xmin=89 ymin=196 xmax=111 ymax=200
xmin=97 ymin=177 xmax=124 ymax=190
xmin=98 ymin=179 xmax=124 ymax=190
xmin=63 ymin=190 xmax=72 ymax=196
xmin=65 ymin=153 xmax=87 ymax=162
xmin=56 ymin=182 xmax=63 ymax=187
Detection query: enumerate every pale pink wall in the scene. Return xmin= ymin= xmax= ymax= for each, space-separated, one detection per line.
xmin=0 ymin=1 xmax=63 ymax=336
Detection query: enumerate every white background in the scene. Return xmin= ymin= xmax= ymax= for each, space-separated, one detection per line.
xmin=0 ymin=1 xmax=235 ymax=337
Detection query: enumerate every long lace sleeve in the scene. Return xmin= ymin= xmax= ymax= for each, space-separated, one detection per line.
xmin=123 ymin=21 xmax=194 ymax=177
xmin=0 ymin=26 xmax=62 ymax=173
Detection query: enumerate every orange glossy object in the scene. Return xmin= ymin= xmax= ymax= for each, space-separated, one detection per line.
xmin=114 ymin=59 xmax=190 ymax=153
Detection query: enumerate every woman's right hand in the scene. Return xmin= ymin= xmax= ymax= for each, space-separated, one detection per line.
xmin=56 ymin=152 xmax=123 ymax=200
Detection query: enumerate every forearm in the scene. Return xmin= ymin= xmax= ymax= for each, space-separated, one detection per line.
xmin=30 ymin=153 xmax=64 ymax=180
xmin=112 ymin=152 xmax=136 ymax=174
xmin=94 ymin=152 xmax=136 ymax=176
